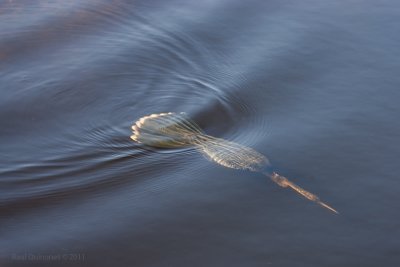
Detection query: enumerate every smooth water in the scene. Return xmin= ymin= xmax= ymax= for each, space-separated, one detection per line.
xmin=1 ymin=1 xmax=400 ymax=266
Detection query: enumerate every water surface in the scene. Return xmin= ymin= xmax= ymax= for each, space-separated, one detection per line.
xmin=1 ymin=0 xmax=400 ymax=266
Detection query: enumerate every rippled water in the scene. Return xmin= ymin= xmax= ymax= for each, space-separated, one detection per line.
xmin=1 ymin=0 xmax=400 ymax=266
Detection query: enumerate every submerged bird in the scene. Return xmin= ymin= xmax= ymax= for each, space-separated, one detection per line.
xmin=131 ymin=112 xmax=338 ymax=214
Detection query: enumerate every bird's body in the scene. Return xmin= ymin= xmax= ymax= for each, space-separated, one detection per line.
xmin=131 ymin=112 xmax=338 ymax=214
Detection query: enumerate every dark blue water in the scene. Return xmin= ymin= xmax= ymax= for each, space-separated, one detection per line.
xmin=1 ymin=0 xmax=400 ymax=266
